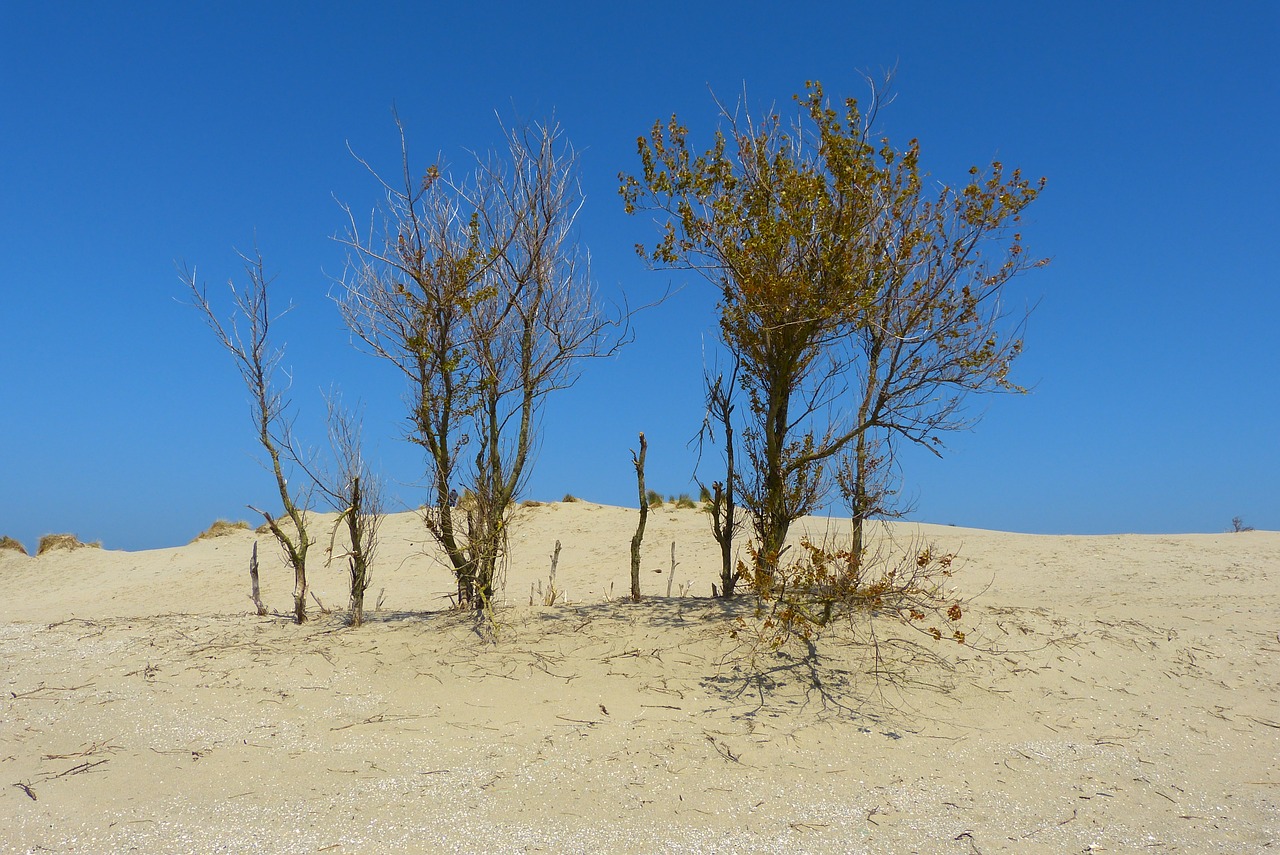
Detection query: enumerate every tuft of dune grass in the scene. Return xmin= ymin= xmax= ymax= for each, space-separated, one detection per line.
xmin=0 ymin=535 xmax=29 ymax=556
xmin=191 ymin=519 xmax=251 ymax=543
xmin=37 ymin=533 xmax=101 ymax=555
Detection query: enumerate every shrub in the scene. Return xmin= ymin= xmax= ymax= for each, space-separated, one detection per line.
xmin=191 ymin=519 xmax=251 ymax=543
xmin=646 ymin=489 xmax=664 ymax=508
xmin=1231 ymin=516 xmax=1255 ymax=533
xmin=673 ymin=494 xmax=697 ymax=509
xmin=36 ymin=534 xmax=101 ymax=555
xmin=0 ymin=536 xmax=28 ymax=556
xmin=740 ymin=537 xmax=966 ymax=650
xmin=561 ymin=493 xmax=580 ymax=503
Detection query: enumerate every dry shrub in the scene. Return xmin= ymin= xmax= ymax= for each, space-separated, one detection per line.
xmin=0 ymin=536 xmax=28 ymax=556
xmin=521 ymin=499 xmax=545 ymax=508
xmin=739 ymin=536 xmax=966 ymax=651
xmin=257 ymin=517 xmax=299 ymax=536
xmin=37 ymin=534 xmax=101 ymax=555
xmin=191 ymin=519 xmax=251 ymax=543
xmin=561 ymin=494 xmax=579 ymax=503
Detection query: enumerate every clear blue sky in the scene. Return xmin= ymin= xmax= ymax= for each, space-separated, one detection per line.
xmin=2 ymin=2 xmax=1276 ymax=551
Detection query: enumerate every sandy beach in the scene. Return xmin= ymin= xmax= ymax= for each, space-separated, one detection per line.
xmin=2 ymin=502 xmax=1277 ymax=853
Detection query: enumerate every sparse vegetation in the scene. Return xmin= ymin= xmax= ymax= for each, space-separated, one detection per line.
xmin=622 ymin=77 xmax=1044 ymax=583
xmin=338 ymin=116 xmax=626 ymax=611
xmin=740 ymin=534 xmax=967 ymax=652
xmin=646 ymin=489 xmax=663 ymax=508
xmin=191 ymin=519 xmax=251 ymax=543
xmin=312 ymin=395 xmax=385 ymax=627
xmin=561 ymin=494 xmax=580 ymax=503
xmin=672 ymin=494 xmax=697 ymax=510
xmin=0 ymin=536 xmax=29 ymax=555
xmin=1231 ymin=516 xmax=1255 ymax=533
xmin=37 ymin=534 xmax=101 ymax=555
xmin=183 ymin=249 xmax=314 ymax=624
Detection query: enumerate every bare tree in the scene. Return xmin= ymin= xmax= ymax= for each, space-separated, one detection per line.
xmin=338 ymin=116 xmax=626 ymax=611
xmin=183 ymin=249 xmax=313 ymax=623
xmin=694 ymin=360 xmax=743 ymax=597
xmin=313 ymin=394 xmax=384 ymax=627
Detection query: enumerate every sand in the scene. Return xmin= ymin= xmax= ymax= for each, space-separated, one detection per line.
xmin=2 ymin=502 xmax=1277 ymax=853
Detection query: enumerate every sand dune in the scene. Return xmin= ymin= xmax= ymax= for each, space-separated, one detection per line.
xmin=2 ymin=502 xmax=1277 ymax=853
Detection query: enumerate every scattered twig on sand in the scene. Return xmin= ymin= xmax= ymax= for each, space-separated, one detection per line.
xmin=554 ymin=714 xmax=602 ymax=726
xmin=329 ymin=713 xmax=423 ymax=731
xmin=10 ymin=682 xmax=94 ymax=700
xmin=704 ymin=733 xmax=740 ymax=763
xmin=11 ymin=781 xmax=37 ymax=801
xmin=42 ymin=740 xmax=120 ymax=760
xmin=50 ymin=759 xmax=110 ymax=778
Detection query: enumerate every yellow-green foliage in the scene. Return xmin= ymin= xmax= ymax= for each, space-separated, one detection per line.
xmin=0 ymin=536 xmax=28 ymax=556
xmin=36 ymin=534 xmax=101 ymax=555
xmin=191 ymin=519 xmax=251 ymax=543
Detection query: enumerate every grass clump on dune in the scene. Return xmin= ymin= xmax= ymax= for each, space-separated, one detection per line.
xmin=192 ymin=519 xmax=252 ymax=543
xmin=36 ymin=534 xmax=101 ymax=555
xmin=0 ymin=536 xmax=28 ymax=556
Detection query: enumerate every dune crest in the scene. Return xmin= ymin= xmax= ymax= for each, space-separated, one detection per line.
xmin=3 ymin=504 xmax=1277 ymax=852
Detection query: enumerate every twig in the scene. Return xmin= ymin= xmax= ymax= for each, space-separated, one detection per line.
xmin=554 ymin=715 xmax=601 ymax=726
xmin=329 ymin=713 xmax=421 ymax=731
xmin=11 ymin=781 xmax=36 ymax=801
xmin=705 ymin=734 xmax=740 ymax=763
xmin=10 ymin=682 xmax=94 ymax=700
xmin=51 ymin=759 xmax=110 ymax=778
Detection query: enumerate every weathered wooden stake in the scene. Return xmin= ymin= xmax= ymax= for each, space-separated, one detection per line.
xmin=630 ymin=432 xmax=648 ymax=602
xmin=666 ymin=541 xmax=677 ymax=597
xmin=249 ymin=541 xmax=267 ymax=616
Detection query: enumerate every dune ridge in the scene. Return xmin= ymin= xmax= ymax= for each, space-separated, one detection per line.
xmin=2 ymin=503 xmax=1277 ymax=853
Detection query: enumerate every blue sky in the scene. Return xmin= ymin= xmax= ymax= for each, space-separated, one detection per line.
xmin=2 ymin=2 xmax=1276 ymax=551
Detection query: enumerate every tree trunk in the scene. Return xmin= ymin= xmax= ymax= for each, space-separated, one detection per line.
xmin=348 ymin=477 xmax=366 ymax=627
xmin=630 ymin=433 xmax=648 ymax=602
xmin=850 ymin=433 xmax=869 ymax=569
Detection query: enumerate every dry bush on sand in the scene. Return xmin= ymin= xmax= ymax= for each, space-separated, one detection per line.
xmin=191 ymin=519 xmax=251 ymax=543
xmin=36 ymin=534 xmax=101 ymax=555
xmin=738 ymin=535 xmax=968 ymax=652
xmin=0 ymin=536 xmax=29 ymax=555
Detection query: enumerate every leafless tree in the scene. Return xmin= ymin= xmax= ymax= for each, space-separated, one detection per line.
xmin=313 ymin=393 xmax=385 ymax=627
xmin=338 ymin=116 xmax=626 ymax=611
xmin=694 ymin=359 xmax=744 ymax=597
xmin=183 ymin=249 xmax=313 ymax=623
